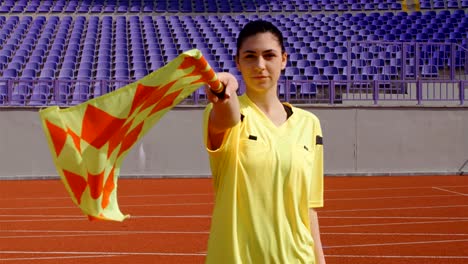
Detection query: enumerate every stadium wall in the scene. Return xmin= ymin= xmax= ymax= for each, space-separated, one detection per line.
xmin=0 ymin=106 xmax=467 ymax=179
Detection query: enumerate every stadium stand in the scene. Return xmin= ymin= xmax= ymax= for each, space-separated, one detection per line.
xmin=0 ymin=0 xmax=466 ymax=105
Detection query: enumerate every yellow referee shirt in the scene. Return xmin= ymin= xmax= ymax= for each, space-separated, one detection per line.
xmin=203 ymin=95 xmax=324 ymax=264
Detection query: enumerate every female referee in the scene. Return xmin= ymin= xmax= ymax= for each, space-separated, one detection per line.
xmin=204 ymin=20 xmax=326 ymax=264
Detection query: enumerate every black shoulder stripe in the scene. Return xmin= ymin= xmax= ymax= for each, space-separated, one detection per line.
xmin=316 ymin=135 xmax=323 ymax=145
xmin=248 ymin=135 xmax=257 ymax=140
xmin=240 ymin=114 xmax=244 ymax=122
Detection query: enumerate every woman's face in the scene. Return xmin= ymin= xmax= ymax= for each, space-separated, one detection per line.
xmin=236 ymin=32 xmax=287 ymax=93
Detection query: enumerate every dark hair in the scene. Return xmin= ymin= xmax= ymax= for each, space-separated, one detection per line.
xmin=236 ymin=20 xmax=285 ymax=57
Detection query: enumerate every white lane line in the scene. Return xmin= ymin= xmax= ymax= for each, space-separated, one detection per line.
xmin=327 ymin=194 xmax=458 ymax=201
xmin=2 ymin=215 xmax=468 ymax=220
xmin=1 ymin=203 xmax=466 ymax=213
xmin=2 ymin=232 xmax=467 ymax=239
xmin=2 ymin=185 xmax=467 ymax=201
xmin=320 ymin=216 xmax=468 ymax=220
xmin=0 ymin=235 xmax=108 ymax=239
xmin=1 ymin=254 xmax=119 ymax=261
xmin=131 ymin=215 xmax=211 ymax=218
xmin=325 ymin=254 xmax=468 ymax=259
xmin=325 ymin=238 xmax=468 ymax=248
xmin=433 ymin=187 xmax=468 ymax=196
xmin=322 ymin=232 xmax=468 ymax=236
xmin=0 ymin=233 xmax=207 ymax=239
xmin=119 ymin=193 xmax=212 ymax=198
xmin=0 ymin=230 xmax=209 ymax=239
xmin=0 ymin=214 xmax=211 ymax=218
xmin=0 ymin=215 xmax=212 ymax=223
xmin=8 ymin=252 xmax=467 ymax=260
xmin=0 ymin=218 xmax=87 ymax=223
xmin=2 ymin=230 xmax=467 ymax=237
xmin=1 ymin=215 xmax=467 ymax=224
xmin=0 ymin=193 xmax=458 ymax=202
xmin=322 ymin=219 xmax=468 ymax=228
xmin=325 ymin=185 xmax=468 ymax=192
xmin=0 ymin=202 xmax=214 ymax=210
xmin=1 ymin=230 xmax=209 ymax=234
xmin=0 ymin=206 xmax=75 ymax=210
xmin=322 ymin=204 xmax=468 ymax=213
xmin=0 ymin=193 xmax=213 ymax=201
xmin=0 ymin=214 xmax=82 ymax=218
xmin=1 ymin=185 xmax=467 ymax=201
xmin=0 ymin=250 xmax=206 ymax=256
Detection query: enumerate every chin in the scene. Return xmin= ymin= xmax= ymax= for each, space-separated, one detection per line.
xmin=249 ymin=85 xmax=275 ymax=93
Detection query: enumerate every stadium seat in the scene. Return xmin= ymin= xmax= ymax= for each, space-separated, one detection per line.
xmin=2 ymin=69 xmax=18 ymax=79
xmin=10 ymin=93 xmax=26 ymax=106
xmin=433 ymin=1 xmax=445 ymax=9
xmin=0 ymin=6 xmax=466 ymax=105
xmin=421 ymin=65 xmax=439 ymax=78
xmin=32 ymin=83 xmax=51 ymax=95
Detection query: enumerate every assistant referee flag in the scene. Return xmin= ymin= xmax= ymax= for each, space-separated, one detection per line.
xmin=39 ymin=49 xmax=221 ymax=221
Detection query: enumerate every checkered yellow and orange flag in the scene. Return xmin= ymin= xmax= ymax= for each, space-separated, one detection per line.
xmin=39 ymin=49 xmax=221 ymax=221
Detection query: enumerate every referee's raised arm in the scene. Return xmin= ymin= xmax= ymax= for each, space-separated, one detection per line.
xmin=206 ymin=72 xmax=240 ymax=150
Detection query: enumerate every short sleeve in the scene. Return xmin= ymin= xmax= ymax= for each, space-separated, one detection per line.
xmin=203 ymin=104 xmax=241 ymax=191
xmin=203 ymin=103 xmax=236 ymax=154
xmin=308 ymin=119 xmax=324 ymax=208
xmin=203 ymin=104 xmax=214 ymax=150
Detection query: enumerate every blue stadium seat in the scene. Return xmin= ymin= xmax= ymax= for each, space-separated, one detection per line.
xmin=324 ymin=66 xmax=339 ymax=80
xmin=39 ymin=69 xmax=55 ymax=80
xmin=362 ymin=65 xmax=379 ymax=76
xmin=32 ymin=84 xmax=51 ymax=95
xmin=0 ymin=82 xmax=8 ymax=95
xmin=285 ymin=67 xmax=300 ymax=79
xmin=300 ymin=82 xmax=317 ymax=96
xmin=10 ymin=93 xmax=26 ymax=106
xmin=0 ymin=7 xmax=466 ymax=105
xmin=421 ymin=65 xmax=439 ymax=78
xmin=2 ymin=69 xmax=18 ymax=79
xmin=21 ymin=69 xmax=37 ymax=80
xmin=433 ymin=1 xmax=445 ymax=9
xmin=29 ymin=93 xmax=48 ymax=106
xmin=383 ymin=65 xmax=399 ymax=79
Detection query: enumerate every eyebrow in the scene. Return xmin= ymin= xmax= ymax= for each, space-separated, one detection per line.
xmin=242 ymin=49 xmax=278 ymax=54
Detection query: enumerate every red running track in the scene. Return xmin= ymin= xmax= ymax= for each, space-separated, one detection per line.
xmin=0 ymin=176 xmax=467 ymax=264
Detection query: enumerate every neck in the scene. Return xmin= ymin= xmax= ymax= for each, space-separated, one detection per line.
xmin=246 ymin=88 xmax=286 ymax=124
xmin=246 ymin=88 xmax=282 ymax=111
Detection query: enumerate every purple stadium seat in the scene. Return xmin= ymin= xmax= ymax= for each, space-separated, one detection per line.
xmin=32 ymin=84 xmax=51 ymax=95
xmin=364 ymin=3 xmax=375 ymax=10
xmin=324 ymin=66 xmax=339 ymax=79
xmin=71 ymin=92 xmax=90 ymax=105
xmin=433 ymin=1 xmax=445 ymax=9
xmin=29 ymin=93 xmax=48 ymax=106
xmin=0 ymin=3 xmax=464 ymax=106
xmin=93 ymin=82 xmax=109 ymax=97
xmin=10 ymin=93 xmax=26 ymax=106
xmin=0 ymin=83 xmax=8 ymax=95
xmin=421 ymin=65 xmax=438 ymax=78
xmin=2 ymin=69 xmax=18 ymax=79
xmin=21 ymin=69 xmax=37 ymax=79
xmin=297 ymin=60 xmax=312 ymax=69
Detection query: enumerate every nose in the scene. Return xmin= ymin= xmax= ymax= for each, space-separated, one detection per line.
xmin=255 ymin=57 xmax=266 ymax=71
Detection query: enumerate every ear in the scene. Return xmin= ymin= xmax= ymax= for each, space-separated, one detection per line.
xmin=235 ymin=55 xmax=240 ymax=70
xmin=281 ymin=52 xmax=288 ymax=70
